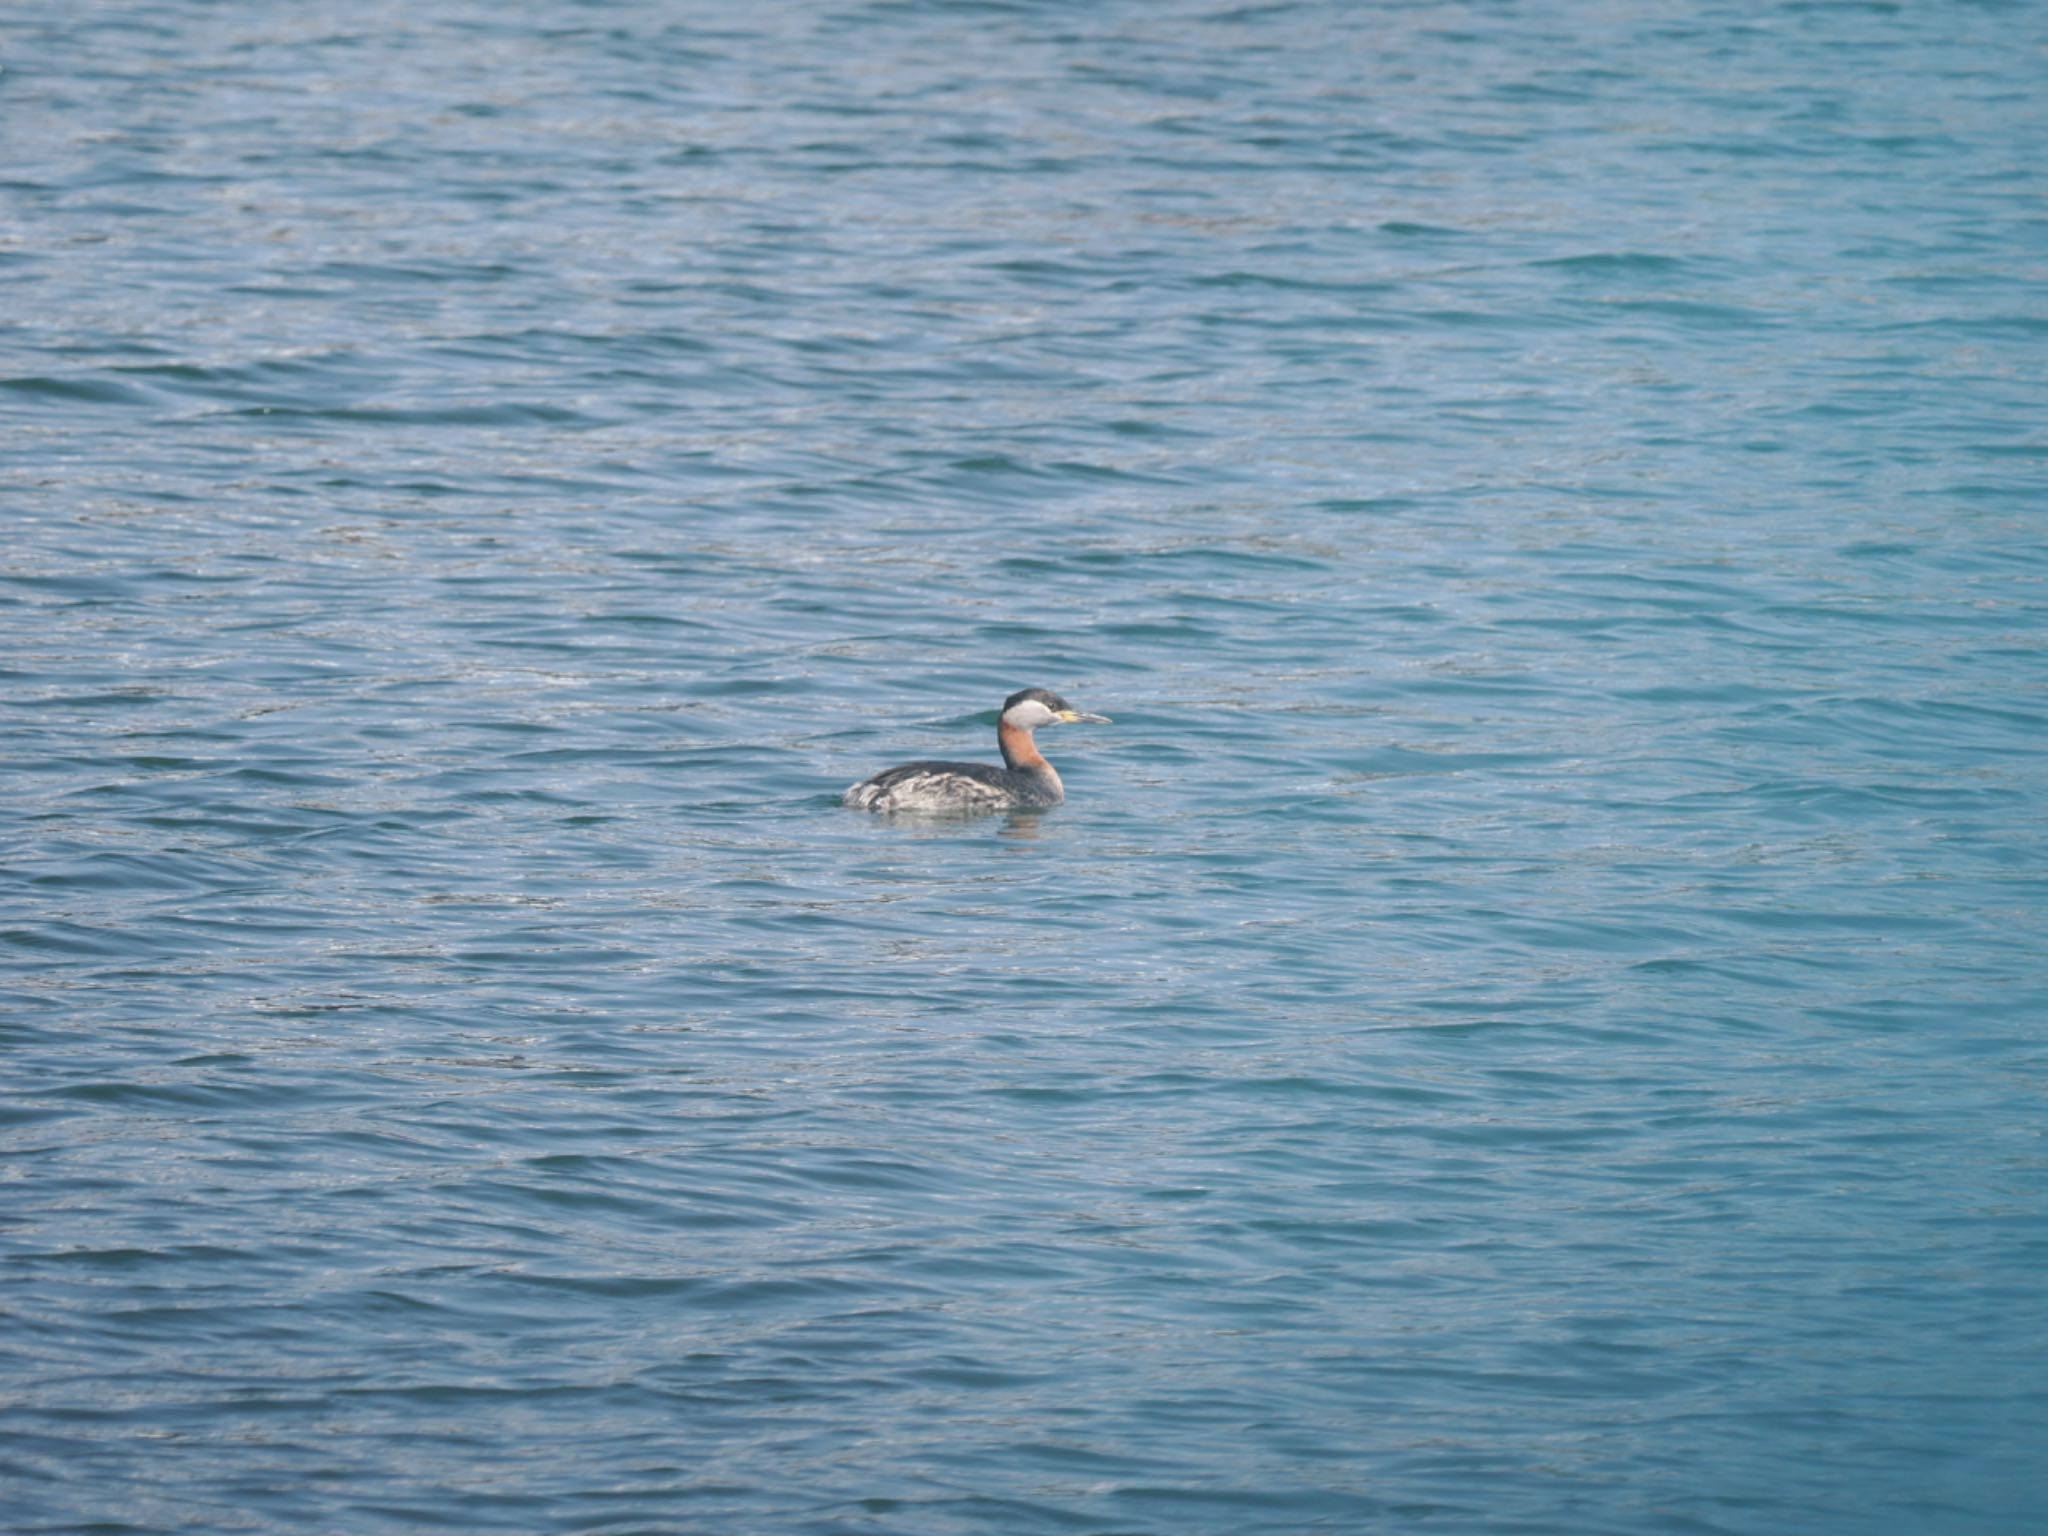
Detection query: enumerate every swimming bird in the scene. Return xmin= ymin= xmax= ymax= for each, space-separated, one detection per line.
xmin=842 ymin=687 xmax=1111 ymax=813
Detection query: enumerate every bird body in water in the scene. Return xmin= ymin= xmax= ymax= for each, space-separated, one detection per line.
xmin=843 ymin=687 xmax=1111 ymax=813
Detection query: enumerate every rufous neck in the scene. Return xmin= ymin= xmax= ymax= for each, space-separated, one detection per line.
xmin=998 ymin=717 xmax=1047 ymax=771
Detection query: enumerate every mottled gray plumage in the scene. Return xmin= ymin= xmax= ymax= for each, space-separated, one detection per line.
xmin=843 ymin=758 xmax=1062 ymax=813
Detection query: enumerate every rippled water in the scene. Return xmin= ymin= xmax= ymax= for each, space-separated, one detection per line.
xmin=6 ymin=3 xmax=2047 ymax=1532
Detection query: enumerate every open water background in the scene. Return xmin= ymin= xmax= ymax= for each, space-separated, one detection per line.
xmin=4 ymin=2 xmax=2047 ymax=1532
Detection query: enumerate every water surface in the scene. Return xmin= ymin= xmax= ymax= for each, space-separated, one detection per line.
xmin=4 ymin=3 xmax=2047 ymax=1532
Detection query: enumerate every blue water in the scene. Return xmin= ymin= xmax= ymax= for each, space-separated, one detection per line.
xmin=5 ymin=3 xmax=2046 ymax=1532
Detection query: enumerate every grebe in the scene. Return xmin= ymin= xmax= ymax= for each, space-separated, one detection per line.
xmin=843 ymin=687 xmax=1111 ymax=813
